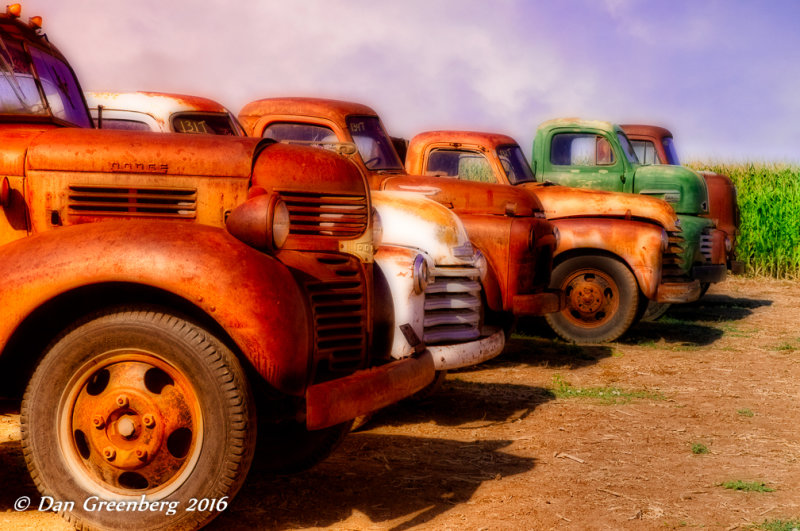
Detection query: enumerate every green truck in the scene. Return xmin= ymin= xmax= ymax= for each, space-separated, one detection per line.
xmin=531 ymin=119 xmax=727 ymax=297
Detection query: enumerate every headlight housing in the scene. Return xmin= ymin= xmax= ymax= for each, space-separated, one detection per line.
xmin=272 ymin=200 xmax=290 ymax=249
xmin=413 ymin=254 xmax=430 ymax=294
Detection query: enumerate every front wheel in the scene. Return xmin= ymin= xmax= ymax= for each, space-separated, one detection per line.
xmin=21 ymin=307 xmax=256 ymax=531
xmin=545 ymin=255 xmax=639 ymax=343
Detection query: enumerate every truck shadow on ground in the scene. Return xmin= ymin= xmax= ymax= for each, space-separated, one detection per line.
xmin=661 ymin=293 xmax=772 ymax=323
xmin=219 ymin=433 xmax=535 ymax=531
xmin=0 ymin=440 xmax=41 ymax=512
xmin=367 ymin=379 xmax=554 ymax=429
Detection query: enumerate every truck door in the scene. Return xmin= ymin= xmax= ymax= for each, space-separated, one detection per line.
xmin=542 ymin=131 xmax=627 ymax=192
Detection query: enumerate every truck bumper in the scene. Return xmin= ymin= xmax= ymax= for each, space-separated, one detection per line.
xmin=512 ymin=289 xmax=562 ymax=316
xmin=305 ymin=351 xmax=435 ymax=430
xmin=428 ymin=326 xmax=505 ymax=371
xmin=692 ymin=263 xmax=727 ymax=284
xmin=656 ymin=279 xmax=701 ymax=304
xmin=730 ymin=260 xmax=745 ymax=275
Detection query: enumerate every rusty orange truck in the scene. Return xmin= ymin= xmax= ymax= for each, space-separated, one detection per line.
xmin=404 ymin=131 xmax=701 ymax=342
xmin=0 ymin=6 xmax=433 ymax=530
xmin=85 ymin=90 xmax=509 ymax=400
xmin=237 ymin=98 xmax=562 ymax=336
xmin=621 ymin=124 xmax=742 ymax=275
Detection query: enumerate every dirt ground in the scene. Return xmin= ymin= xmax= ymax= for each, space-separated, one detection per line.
xmin=1 ymin=277 xmax=798 ymax=530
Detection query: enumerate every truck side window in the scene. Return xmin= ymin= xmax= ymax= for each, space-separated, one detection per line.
xmin=630 ymin=140 xmax=661 ymax=165
xmin=550 ymin=133 xmax=615 ymax=166
xmin=427 ymin=148 xmax=495 ymax=183
xmin=98 ymin=118 xmax=152 ymax=131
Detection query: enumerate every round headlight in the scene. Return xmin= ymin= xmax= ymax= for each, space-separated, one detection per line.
xmin=413 ymin=254 xmax=430 ymax=294
xmin=371 ymin=207 xmax=383 ymax=250
xmin=272 ymin=200 xmax=290 ymax=249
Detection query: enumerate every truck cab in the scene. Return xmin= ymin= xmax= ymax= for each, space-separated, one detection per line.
xmin=86 ymin=90 xmax=508 ymax=390
xmin=0 ymin=7 xmax=433 ymax=530
xmin=532 ymin=118 xmax=727 ymax=291
xmin=405 ymin=130 xmax=702 ymax=343
xmin=238 ymin=98 xmax=562 ymax=330
xmin=621 ymin=124 xmax=742 ymax=274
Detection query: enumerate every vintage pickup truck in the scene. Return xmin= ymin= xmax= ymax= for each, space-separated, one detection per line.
xmin=0 ymin=6 xmax=433 ymax=530
xmin=86 ymin=91 xmax=507 ymax=397
xmin=404 ymin=130 xmax=700 ymax=342
xmin=237 ymin=98 xmax=562 ymax=338
xmin=531 ymin=119 xmax=728 ymax=300
xmin=621 ymin=124 xmax=742 ymax=275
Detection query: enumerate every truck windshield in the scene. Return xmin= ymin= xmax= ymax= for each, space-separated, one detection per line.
xmin=498 ymin=145 xmax=536 ymax=184
xmin=28 ymin=47 xmax=91 ymax=128
xmin=616 ymin=132 xmax=639 ymax=164
xmin=0 ymin=37 xmax=48 ymax=116
xmin=345 ymin=115 xmax=403 ymax=171
xmin=662 ymin=136 xmax=680 ymax=165
xmin=0 ymin=34 xmax=90 ymax=127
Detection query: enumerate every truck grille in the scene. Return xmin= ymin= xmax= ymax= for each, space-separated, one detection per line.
xmin=278 ymin=191 xmax=368 ymax=238
xmin=699 ymin=230 xmax=714 ymax=263
xmin=661 ymin=229 xmax=688 ymax=282
xmin=67 ymin=185 xmax=196 ymax=219
xmin=423 ymin=265 xmax=482 ymax=344
xmin=306 ymin=254 xmax=369 ymax=383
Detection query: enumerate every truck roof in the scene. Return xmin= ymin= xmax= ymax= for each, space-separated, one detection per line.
xmin=410 ymin=130 xmax=519 ymax=150
xmin=537 ymin=117 xmax=617 ymax=134
xmin=0 ymin=6 xmax=66 ymax=61
xmin=85 ymin=91 xmax=231 ymax=116
xmin=239 ymin=97 xmax=378 ymax=130
xmin=620 ymin=124 xmax=673 ymax=139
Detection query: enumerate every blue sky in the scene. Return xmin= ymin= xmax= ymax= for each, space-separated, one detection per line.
xmin=24 ymin=0 xmax=800 ymax=162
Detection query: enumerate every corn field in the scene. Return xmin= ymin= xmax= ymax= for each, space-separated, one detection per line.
xmin=690 ymin=162 xmax=800 ymax=278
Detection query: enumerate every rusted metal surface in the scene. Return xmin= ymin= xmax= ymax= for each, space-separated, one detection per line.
xmin=237 ymin=98 xmax=559 ymax=317
xmin=657 ymin=279 xmax=702 ymax=303
xmin=0 ymin=220 xmax=313 ymax=395
xmin=305 ymin=350 xmax=435 ymax=430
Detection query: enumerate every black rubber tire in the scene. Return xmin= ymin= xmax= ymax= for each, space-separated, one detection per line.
xmin=545 ymin=255 xmax=639 ymax=343
xmin=256 ymin=419 xmax=352 ymax=475
xmin=699 ymin=282 xmax=711 ymax=298
xmin=641 ymin=301 xmax=671 ymax=322
xmin=21 ymin=307 xmax=256 ymax=531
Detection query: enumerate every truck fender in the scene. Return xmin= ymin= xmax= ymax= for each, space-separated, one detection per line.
xmin=0 ymin=220 xmax=311 ymax=395
xmin=552 ymin=218 xmax=664 ymax=299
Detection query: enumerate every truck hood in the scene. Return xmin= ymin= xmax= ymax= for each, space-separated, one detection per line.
xmin=380 ymin=174 xmax=543 ymax=217
xmin=520 ymin=182 xmax=678 ymax=230
xmin=26 ymin=128 xmax=262 ymax=178
xmin=632 ymin=164 xmax=708 ymax=216
xmin=371 ymin=191 xmax=473 ymax=266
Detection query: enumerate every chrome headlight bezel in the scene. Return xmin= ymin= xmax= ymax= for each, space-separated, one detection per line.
xmin=371 ymin=207 xmax=383 ymax=251
xmin=412 ymin=254 xmax=430 ymax=294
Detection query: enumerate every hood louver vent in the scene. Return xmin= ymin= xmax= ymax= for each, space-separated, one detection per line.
xmin=67 ymin=185 xmax=197 ymax=219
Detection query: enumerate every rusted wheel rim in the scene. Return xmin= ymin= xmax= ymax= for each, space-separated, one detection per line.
xmin=59 ymin=350 xmax=203 ymax=499
xmin=561 ymin=268 xmax=619 ymax=329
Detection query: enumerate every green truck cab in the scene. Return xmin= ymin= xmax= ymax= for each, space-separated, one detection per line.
xmin=532 ymin=119 xmax=727 ymax=289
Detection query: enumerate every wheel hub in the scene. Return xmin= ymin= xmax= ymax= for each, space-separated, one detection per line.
xmin=66 ymin=354 xmax=201 ymax=495
xmin=561 ymin=269 xmax=619 ymax=328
